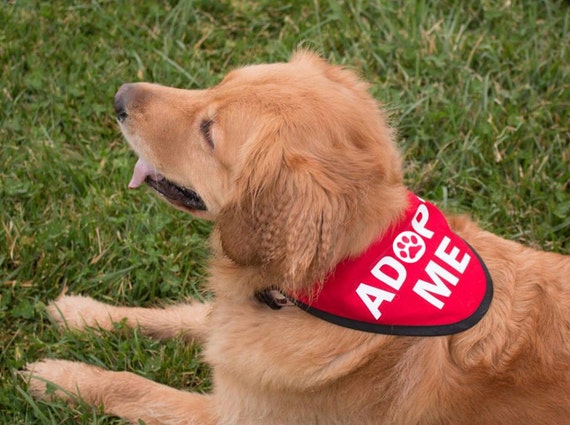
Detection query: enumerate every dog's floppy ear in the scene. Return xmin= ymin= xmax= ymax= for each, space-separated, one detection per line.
xmin=217 ymin=124 xmax=349 ymax=291
xmin=217 ymin=53 xmax=405 ymax=291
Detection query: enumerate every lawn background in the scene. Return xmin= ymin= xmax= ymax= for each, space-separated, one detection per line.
xmin=1 ymin=0 xmax=569 ymax=423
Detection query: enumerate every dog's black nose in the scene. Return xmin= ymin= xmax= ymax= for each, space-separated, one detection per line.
xmin=114 ymin=83 xmax=133 ymax=123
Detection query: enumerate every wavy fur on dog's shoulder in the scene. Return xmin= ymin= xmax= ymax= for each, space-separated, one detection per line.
xmin=26 ymin=51 xmax=570 ymax=425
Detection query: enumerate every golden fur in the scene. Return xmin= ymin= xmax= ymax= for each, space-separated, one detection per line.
xmin=26 ymin=51 xmax=570 ymax=424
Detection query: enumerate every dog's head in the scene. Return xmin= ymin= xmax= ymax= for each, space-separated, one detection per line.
xmin=116 ymin=51 xmax=407 ymax=291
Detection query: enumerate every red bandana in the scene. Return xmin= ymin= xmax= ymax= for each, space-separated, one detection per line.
xmin=293 ymin=192 xmax=493 ymax=336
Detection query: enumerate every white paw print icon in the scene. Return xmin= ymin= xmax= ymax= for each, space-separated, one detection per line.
xmin=393 ymin=231 xmax=426 ymax=263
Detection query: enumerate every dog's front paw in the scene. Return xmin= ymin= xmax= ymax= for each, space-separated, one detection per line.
xmin=23 ymin=359 xmax=103 ymax=402
xmin=48 ymin=295 xmax=113 ymax=331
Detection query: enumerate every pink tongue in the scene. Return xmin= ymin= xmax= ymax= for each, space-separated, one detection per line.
xmin=128 ymin=158 xmax=162 ymax=189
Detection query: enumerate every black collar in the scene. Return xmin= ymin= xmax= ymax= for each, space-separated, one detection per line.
xmin=255 ymin=288 xmax=295 ymax=310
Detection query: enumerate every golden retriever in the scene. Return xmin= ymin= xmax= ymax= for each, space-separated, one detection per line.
xmin=26 ymin=51 xmax=570 ymax=425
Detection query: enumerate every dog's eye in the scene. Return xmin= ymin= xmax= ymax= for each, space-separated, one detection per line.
xmin=200 ymin=119 xmax=214 ymax=149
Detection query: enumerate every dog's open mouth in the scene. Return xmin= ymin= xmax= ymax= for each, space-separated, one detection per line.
xmin=128 ymin=158 xmax=207 ymax=211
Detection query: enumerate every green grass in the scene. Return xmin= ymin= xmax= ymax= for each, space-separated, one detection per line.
xmin=1 ymin=0 xmax=569 ymax=423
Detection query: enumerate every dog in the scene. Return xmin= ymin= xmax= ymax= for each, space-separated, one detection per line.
xmin=26 ymin=51 xmax=570 ymax=424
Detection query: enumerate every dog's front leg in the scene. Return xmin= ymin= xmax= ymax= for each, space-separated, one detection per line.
xmin=48 ymin=295 xmax=211 ymax=343
xmin=25 ymin=359 xmax=216 ymax=425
